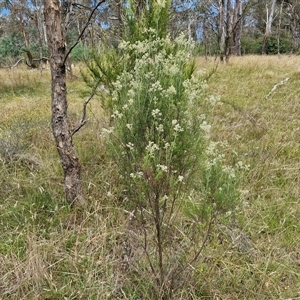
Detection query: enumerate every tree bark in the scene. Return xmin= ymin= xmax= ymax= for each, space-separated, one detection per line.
xmin=286 ymin=2 xmax=300 ymax=53
xmin=218 ymin=0 xmax=226 ymax=61
xmin=44 ymin=0 xmax=85 ymax=207
xmin=232 ymin=0 xmax=242 ymax=56
xmin=262 ymin=0 xmax=276 ymax=54
xmin=218 ymin=0 xmax=232 ymax=62
xmin=277 ymin=0 xmax=283 ymax=54
xmin=224 ymin=0 xmax=232 ymax=62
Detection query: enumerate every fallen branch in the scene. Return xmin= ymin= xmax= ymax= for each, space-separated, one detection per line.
xmin=265 ymin=77 xmax=290 ymax=99
xmin=71 ymin=94 xmax=95 ymax=136
xmin=1 ymin=58 xmax=24 ymax=69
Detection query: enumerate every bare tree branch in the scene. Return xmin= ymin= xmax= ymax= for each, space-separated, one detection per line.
xmin=71 ymin=94 xmax=95 ymax=136
xmin=63 ymin=0 xmax=106 ymax=65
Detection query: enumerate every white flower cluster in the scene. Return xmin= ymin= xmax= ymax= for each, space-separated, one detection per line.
xmin=164 ymin=142 xmax=170 ymax=149
xmin=172 ymin=119 xmax=184 ymax=132
xmin=182 ymin=73 xmax=206 ymax=104
xmin=126 ymin=123 xmax=133 ymax=130
xmin=205 ymin=142 xmax=225 ymax=169
xmin=222 ymin=165 xmax=236 ymax=179
xmin=157 ymin=164 xmax=168 ymax=172
xmin=205 ymin=141 xmax=223 ymax=158
xmin=111 ymin=110 xmax=123 ymax=119
xmin=200 ymin=120 xmax=211 ymax=138
xmin=130 ymin=171 xmax=143 ymax=179
xmin=178 ymin=175 xmax=184 ymax=182
xmin=235 ymin=160 xmax=250 ymax=171
xmin=101 ymin=127 xmax=114 ymax=138
xmin=149 ymin=81 xmax=163 ymax=93
xmin=126 ymin=142 xmax=134 ymax=151
xmin=156 ymin=124 xmax=164 ymax=132
xmin=165 ymin=85 xmax=176 ymax=96
xmin=207 ymin=94 xmax=221 ymax=106
xmin=205 ymin=141 xmax=228 ymax=171
xmin=205 ymin=140 xmax=249 ymax=181
xmin=152 ymin=108 xmax=162 ymax=119
xmin=168 ymin=65 xmax=179 ymax=76
xmin=146 ymin=141 xmax=160 ymax=158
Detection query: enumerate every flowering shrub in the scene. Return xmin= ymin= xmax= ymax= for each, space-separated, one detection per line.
xmin=106 ymin=33 xmax=205 ymax=211
xmin=84 ymin=2 xmax=242 ymax=297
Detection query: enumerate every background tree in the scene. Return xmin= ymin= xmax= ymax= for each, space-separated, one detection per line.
xmin=0 ymin=0 xmax=48 ymax=67
xmin=284 ymin=0 xmax=300 ymax=53
xmin=1 ymin=0 xmax=300 ymax=64
xmin=262 ymin=0 xmax=277 ymax=54
xmin=232 ymin=0 xmax=242 ymax=55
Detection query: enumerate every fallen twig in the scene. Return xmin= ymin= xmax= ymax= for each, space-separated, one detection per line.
xmin=265 ymin=77 xmax=290 ymax=99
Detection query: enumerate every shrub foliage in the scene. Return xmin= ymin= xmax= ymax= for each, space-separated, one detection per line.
xmin=84 ymin=1 xmax=240 ymax=298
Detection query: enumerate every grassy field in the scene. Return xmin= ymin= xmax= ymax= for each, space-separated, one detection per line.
xmin=0 ymin=55 xmax=299 ymax=299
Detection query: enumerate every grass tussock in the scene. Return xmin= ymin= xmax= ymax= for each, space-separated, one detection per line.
xmin=1 ymin=56 xmax=300 ymax=299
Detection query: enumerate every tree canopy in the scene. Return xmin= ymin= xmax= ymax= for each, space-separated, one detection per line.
xmin=1 ymin=0 xmax=300 ymax=66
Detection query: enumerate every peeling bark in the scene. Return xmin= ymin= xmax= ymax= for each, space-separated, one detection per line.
xmin=44 ymin=0 xmax=85 ymax=207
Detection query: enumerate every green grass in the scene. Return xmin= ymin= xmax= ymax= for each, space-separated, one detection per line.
xmin=1 ymin=56 xmax=300 ymax=299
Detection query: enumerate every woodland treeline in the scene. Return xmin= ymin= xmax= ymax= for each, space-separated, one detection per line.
xmin=0 ymin=0 xmax=300 ymax=67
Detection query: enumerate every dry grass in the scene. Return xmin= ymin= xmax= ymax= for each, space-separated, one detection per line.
xmin=1 ymin=56 xmax=300 ymax=299
xmin=196 ymin=55 xmax=300 ymax=299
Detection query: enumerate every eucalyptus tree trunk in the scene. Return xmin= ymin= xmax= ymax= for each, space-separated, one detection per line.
xmin=218 ymin=0 xmax=226 ymax=61
xmin=232 ymin=0 xmax=242 ymax=56
xmin=44 ymin=0 xmax=85 ymax=207
xmin=262 ymin=0 xmax=276 ymax=54
xmin=224 ymin=0 xmax=232 ymax=62
xmin=290 ymin=7 xmax=299 ymax=53
xmin=277 ymin=0 xmax=284 ymax=54
xmin=218 ymin=0 xmax=233 ymax=62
